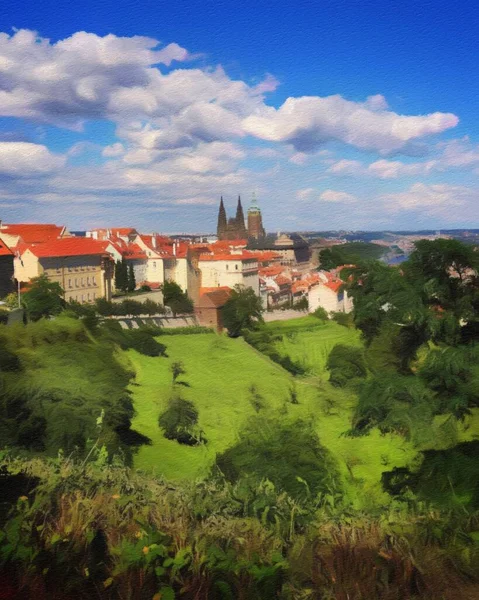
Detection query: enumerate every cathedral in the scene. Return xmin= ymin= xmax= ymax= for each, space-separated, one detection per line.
xmin=216 ymin=195 xmax=265 ymax=241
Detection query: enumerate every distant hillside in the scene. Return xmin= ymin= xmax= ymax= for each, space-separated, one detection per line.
xmin=319 ymin=241 xmax=387 ymax=269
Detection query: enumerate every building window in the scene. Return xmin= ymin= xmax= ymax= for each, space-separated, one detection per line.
xmin=93 ymin=292 xmax=96 ymax=300
xmin=226 ymin=264 xmax=229 ymax=270
xmin=75 ymin=278 xmax=78 ymax=287
xmin=81 ymin=294 xmax=85 ymax=302
xmin=87 ymin=293 xmax=91 ymax=301
xmin=68 ymin=279 xmax=72 ymax=288
xmin=235 ymin=264 xmax=238 ymax=270
xmin=87 ymin=276 xmax=90 ymax=285
xmin=153 ymin=262 xmax=156 ymax=269
xmin=92 ymin=276 xmax=96 ymax=285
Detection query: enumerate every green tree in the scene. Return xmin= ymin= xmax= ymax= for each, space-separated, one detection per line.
xmin=22 ymin=275 xmax=64 ymax=321
xmin=326 ymin=344 xmax=367 ymax=387
xmin=127 ymin=263 xmax=136 ymax=292
xmin=114 ymin=258 xmax=128 ymax=293
xmin=222 ymin=284 xmax=263 ymax=337
xmin=216 ymin=415 xmax=339 ymax=501
xmin=161 ymin=280 xmax=193 ymax=316
xmin=312 ymin=306 xmax=328 ymax=321
xmin=158 ymin=395 xmax=203 ymax=445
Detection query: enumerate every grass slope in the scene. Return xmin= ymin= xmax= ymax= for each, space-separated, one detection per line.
xmin=268 ymin=319 xmax=362 ymax=377
xmin=129 ymin=322 xmax=420 ymax=509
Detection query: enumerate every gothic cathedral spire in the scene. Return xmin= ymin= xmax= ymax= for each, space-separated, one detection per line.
xmin=235 ymin=195 xmax=245 ymax=227
xmin=217 ymin=196 xmax=227 ymax=238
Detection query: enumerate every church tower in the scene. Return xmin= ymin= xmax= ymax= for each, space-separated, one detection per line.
xmin=247 ymin=193 xmax=265 ymax=240
xmin=234 ymin=196 xmax=247 ymax=238
xmin=217 ymin=196 xmax=227 ymax=239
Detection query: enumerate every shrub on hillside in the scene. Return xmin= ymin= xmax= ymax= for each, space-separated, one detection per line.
xmin=243 ymin=328 xmax=307 ymax=375
xmin=158 ymin=395 xmax=205 ymax=445
xmin=99 ymin=320 xmax=166 ymax=357
xmin=216 ymin=415 xmax=340 ymax=501
xmin=331 ymin=311 xmax=354 ymax=328
xmin=326 ymin=344 xmax=367 ymax=387
xmin=293 ymin=297 xmax=309 ymax=311
xmin=0 ymin=318 xmax=136 ymax=456
xmin=312 ymin=306 xmax=329 ymax=321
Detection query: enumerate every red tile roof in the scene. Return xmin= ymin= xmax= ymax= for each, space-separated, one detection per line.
xmin=198 ymin=287 xmax=232 ymax=308
xmin=0 ymin=239 xmax=13 ymax=257
xmin=123 ymin=243 xmax=148 ymax=260
xmin=25 ymin=238 xmax=111 ymax=259
xmin=1 ymin=223 xmax=65 ymax=244
xmin=275 ymin=275 xmax=292 ymax=286
xmin=259 ymin=265 xmax=284 ymax=277
xmin=198 ymin=252 xmax=257 ymax=262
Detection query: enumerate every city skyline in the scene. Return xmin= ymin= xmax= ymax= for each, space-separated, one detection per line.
xmin=1 ymin=1 xmax=479 ymax=232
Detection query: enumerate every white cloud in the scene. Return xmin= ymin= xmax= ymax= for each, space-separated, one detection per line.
xmin=328 ymin=159 xmax=363 ymax=176
xmin=0 ymin=141 xmax=65 ymax=175
xmin=380 ymin=183 xmax=475 ymax=217
xmin=0 ymin=29 xmax=459 ymax=157
xmin=296 ymin=187 xmax=315 ymax=200
xmin=289 ymin=152 xmax=309 ymax=165
xmin=319 ymin=189 xmax=357 ymax=203
xmin=102 ymin=142 xmax=125 ymax=157
xmin=242 ymin=95 xmax=457 ymax=154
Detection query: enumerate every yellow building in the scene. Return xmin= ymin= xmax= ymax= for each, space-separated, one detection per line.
xmin=18 ymin=238 xmax=113 ymax=303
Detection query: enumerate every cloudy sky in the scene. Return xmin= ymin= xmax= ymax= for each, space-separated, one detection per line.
xmin=1 ymin=0 xmax=479 ymax=232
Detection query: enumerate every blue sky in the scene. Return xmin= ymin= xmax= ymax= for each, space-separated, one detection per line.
xmin=0 ymin=0 xmax=478 ymax=232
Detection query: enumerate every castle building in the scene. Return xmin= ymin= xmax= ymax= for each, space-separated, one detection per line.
xmin=216 ymin=195 xmax=265 ymax=241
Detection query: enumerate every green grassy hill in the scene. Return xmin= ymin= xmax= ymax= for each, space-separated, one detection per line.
xmin=129 ymin=322 xmax=420 ymax=509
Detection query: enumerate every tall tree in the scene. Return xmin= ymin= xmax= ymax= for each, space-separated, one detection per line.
xmin=127 ymin=263 xmax=136 ymax=292
xmin=114 ymin=258 xmax=128 ymax=293
xmin=222 ymin=284 xmax=263 ymax=337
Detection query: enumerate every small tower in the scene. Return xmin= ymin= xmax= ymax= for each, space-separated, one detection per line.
xmin=247 ymin=192 xmax=266 ymax=240
xmin=217 ymin=196 xmax=227 ymax=239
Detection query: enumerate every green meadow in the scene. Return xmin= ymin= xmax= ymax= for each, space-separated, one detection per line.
xmin=129 ymin=320 xmax=426 ymax=509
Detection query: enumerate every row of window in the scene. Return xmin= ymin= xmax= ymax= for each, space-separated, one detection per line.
xmin=70 ymin=292 xmax=96 ymax=302
xmin=67 ymin=276 xmax=97 ymax=288
xmin=56 ymin=266 xmax=96 ymax=273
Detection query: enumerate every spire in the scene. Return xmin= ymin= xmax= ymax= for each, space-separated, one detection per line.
xmin=235 ymin=195 xmax=245 ymax=226
xmin=249 ymin=191 xmax=260 ymax=212
xmin=217 ymin=196 xmax=227 ymax=238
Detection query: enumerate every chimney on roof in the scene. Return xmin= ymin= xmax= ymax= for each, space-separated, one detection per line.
xmin=151 ymin=235 xmax=157 ymax=249
xmin=173 ymin=242 xmax=177 ymax=256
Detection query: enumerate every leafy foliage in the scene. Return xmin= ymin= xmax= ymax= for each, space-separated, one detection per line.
xmin=127 ymin=263 xmax=136 ymax=292
xmin=312 ymin=305 xmax=328 ymax=321
xmin=319 ymin=242 xmax=386 ymax=269
xmin=98 ymin=320 xmax=166 ymax=357
xmin=114 ymin=258 xmax=128 ymax=293
xmin=352 ymin=374 xmax=438 ymax=442
xmin=161 ymin=280 xmax=194 ymax=316
xmin=216 ymin=415 xmax=340 ymax=501
xmin=158 ymin=395 xmax=204 ymax=445
xmin=326 ymin=344 xmax=367 ymax=387
xmin=22 ymin=274 xmax=65 ymax=321
xmin=0 ymin=318 xmax=136 ymax=456
xmin=222 ymin=284 xmax=263 ymax=337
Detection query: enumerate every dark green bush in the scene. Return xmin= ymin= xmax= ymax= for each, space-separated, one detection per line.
xmin=326 ymin=344 xmax=367 ymax=387
xmin=158 ymin=395 xmax=205 ymax=445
